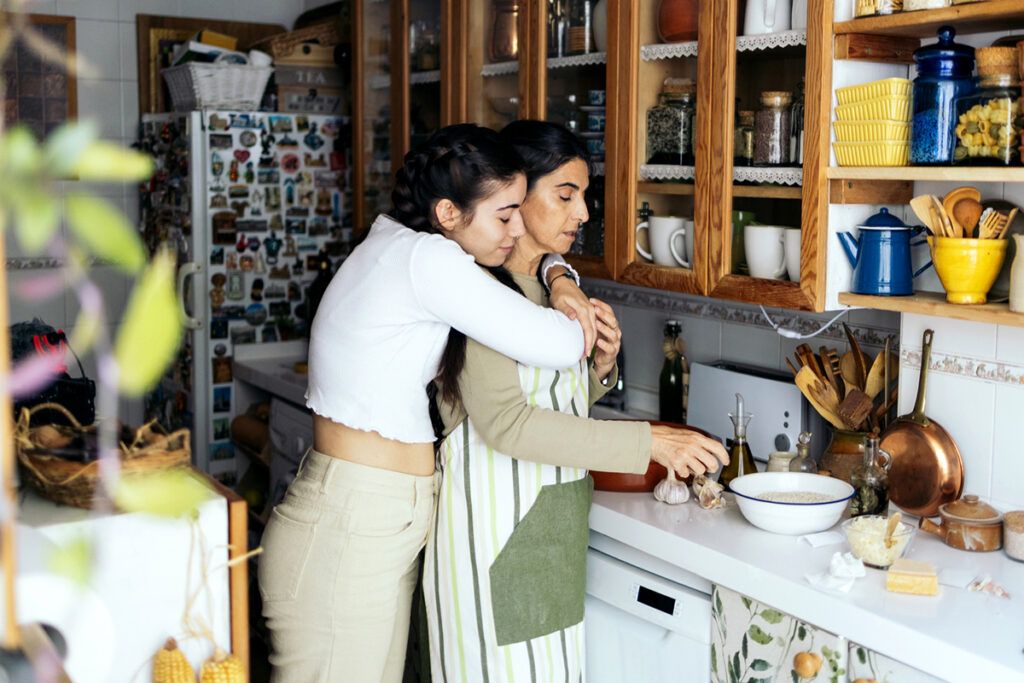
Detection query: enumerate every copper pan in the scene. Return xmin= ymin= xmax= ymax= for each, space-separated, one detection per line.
xmin=880 ymin=329 xmax=964 ymax=518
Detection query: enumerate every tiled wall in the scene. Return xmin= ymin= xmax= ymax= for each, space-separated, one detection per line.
xmin=582 ymin=279 xmax=901 ymax=416
xmin=898 ymin=315 xmax=1024 ymax=513
xmin=6 ymin=0 xmax=307 ymax=423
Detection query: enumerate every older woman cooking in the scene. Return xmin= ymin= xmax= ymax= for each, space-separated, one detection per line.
xmin=423 ymin=120 xmax=729 ymax=682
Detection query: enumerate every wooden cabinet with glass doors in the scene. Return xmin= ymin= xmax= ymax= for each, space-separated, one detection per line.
xmin=603 ymin=0 xmax=835 ymax=310
xmin=352 ymin=0 xmax=443 ymax=232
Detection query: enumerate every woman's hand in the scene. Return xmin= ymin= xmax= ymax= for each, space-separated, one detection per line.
xmin=590 ymin=298 xmax=620 ymax=380
xmin=549 ymin=275 xmax=596 ymax=357
xmin=649 ymin=425 xmax=730 ymax=479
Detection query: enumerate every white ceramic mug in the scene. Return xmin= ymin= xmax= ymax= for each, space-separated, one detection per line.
xmin=791 ymin=0 xmax=807 ymax=30
xmin=745 ymin=224 xmax=788 ymax=280
xmin=637 ymin=215 xmax=690 ymax=267
xmin=684 ymin=219 xmax=694 ymax=270
xmin=784 ymin=228 xmax=802 ymax=283
xmin=744 ymin=0 xmax=791 ymax=35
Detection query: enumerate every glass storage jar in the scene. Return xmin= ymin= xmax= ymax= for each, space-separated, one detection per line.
xmin=953 ymin=75 xmax=1022 ymax=166
xmin=855 ymin=0 xmax=901 ymax=17
xmin=754 ymin=91 xmax=792 ymax=166
xmin=734 ymin=110 xmax=755 ymax=166
xmin=790 ymin=78 xmax=805 ymax=165
xmin=647 ymin=85 xmax=696 ymax=165
xmin=910 ymin=26 xmax=976 ymax=165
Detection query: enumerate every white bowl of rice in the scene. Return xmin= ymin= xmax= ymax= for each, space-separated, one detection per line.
xmin=728 ymin=472 xmax=855 ymax=535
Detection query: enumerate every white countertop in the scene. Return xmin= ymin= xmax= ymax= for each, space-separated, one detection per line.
xmin=232 ymin=350 xmax=309 ymax=407
xmin=590 ymin=491 xmax=1024 ymax=683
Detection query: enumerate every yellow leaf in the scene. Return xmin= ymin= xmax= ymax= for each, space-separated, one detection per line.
xmin=114 ymin=249 xmax=183 ymax=395
xmin=114 ymin=469 xmax=212 ymax=518
xmin=0 ymin=126 xmax=42 ymax=175
xmin=48 ymin=536 xmax=93 ymax=587
xmin=43 ymin=121 xmax=99 ymax=177
xmin=70 ymin=141 xmax=154 ymax=182
xmin=11 ymin=189 xmax=59 ymax=253
xmin=65 ymin=193 xmax=146 ymax=273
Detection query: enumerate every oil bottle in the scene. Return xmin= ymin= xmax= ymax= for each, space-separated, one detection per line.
xmin=718 ymin=393 xmax=757 ymax=491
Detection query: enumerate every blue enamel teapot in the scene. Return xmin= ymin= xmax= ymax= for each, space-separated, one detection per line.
xmin=837 ymin=208 xmax=931 ymax=296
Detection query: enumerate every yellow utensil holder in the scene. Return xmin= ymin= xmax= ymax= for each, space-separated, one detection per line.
xmin=928 ymin=236 xmax=1008 ymax=305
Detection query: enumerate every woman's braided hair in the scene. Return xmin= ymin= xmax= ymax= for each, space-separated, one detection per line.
xmin=391 ymin=123 xmax=524 ymax=233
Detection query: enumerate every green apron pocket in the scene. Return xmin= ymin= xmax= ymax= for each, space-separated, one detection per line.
xmin=489 ymin=476 xmax=593 ymax=646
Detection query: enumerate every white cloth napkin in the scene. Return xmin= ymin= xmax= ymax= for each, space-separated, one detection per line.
xmin=798 ymin=530 xmax=845 ymax=548
xmin=805 ymin=551 xmax=866 ymax=594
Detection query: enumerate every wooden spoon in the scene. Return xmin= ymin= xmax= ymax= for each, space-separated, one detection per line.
xmin=952 ymin=198 xmax=984 ymax=238
xmin=910 ymin=195 xmax=939 ymax=234
xmin=864 ymin=349 xmax=886 ymax=399
xmin=884 ymin=511 xmax=903 ymax=549
xmin=840 ymin=351 xmax=861 ymax=391
xmin=795 ymin=367 xmax=846 ymax=429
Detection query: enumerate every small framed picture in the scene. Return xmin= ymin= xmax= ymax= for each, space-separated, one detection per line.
xmin=213 ymin=386 xmax=231 ymax=413
xmin=213 ymin=418 xmax=230 ymax=440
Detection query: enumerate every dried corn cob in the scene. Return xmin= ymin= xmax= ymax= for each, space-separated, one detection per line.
xmin=152 ymin=638 xmax=195 ymax=683
xmin=199 ymin=648 xmax=245 ymax=683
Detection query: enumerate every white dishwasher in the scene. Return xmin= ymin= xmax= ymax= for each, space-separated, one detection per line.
xmin=585 ymin=533 xmax=712 ymax=683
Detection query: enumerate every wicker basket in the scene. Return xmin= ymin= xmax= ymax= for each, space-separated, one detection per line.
xmin=251 ymin=21 xmax=341 ymax=61
xmin=162 ymin=63 xmax=273 ymax=111
xmin=16 ymin=403 xmax=191 ymax=509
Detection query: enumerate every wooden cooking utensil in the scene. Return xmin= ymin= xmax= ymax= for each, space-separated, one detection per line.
xmin=820 ymin=346 xmax=844 ymax=398
xmin=864 ymin=347 xmax=886 ymax=399
xmin=785 ymin=357 xmax=800 ymax=379
xmin=995 ymin=208 xmax=1018 ymax=239
xmin=796 ymin=343 xmax=825 ymax=380
xmin=843 ymin=323 xmax=869 ymax=389
xmin=884 ymin=511 xmax=902 ymax=549
xmin=838 ymin=388 xmax=874 ymax=431
xmin=910 ymin=195 xmax=939 ymax=235
xmin=881 ymin=329 xmax=965 ymax=518
xmin=952 ymin=198 xmax=984 ymax=237
xmin=930 ymin=194 xmax=957 ymax=238
xmin=795 ymin=367 xmax=846 ymax=429
xmin=840 ymin=351 xmax=861 ymax=391
xmin=882 ymin=338 xmax=891 ymax=430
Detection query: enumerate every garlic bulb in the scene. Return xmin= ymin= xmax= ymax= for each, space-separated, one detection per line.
xmin=653 ymin=470 xmax=690 ymax=505
xmin=693 ymin=475 xmax=725 ymax=509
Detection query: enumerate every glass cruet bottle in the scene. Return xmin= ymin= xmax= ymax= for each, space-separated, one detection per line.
xmin=789 ymin=431 xmax=817 ymax=473
xmin=658 ymin=320 xmax=688 ymax=424
xmin=849 ymin=433 xmax=892 ymax=517
xmin=718 ymin=393 xmax=757 ymax=492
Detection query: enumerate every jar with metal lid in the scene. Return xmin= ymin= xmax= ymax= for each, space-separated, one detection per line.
xmin=953 ymin=74 xmax=1022 ymax=166
xmin=734 ymin=110 xmax=755 ymax=166
xmin=646 ymin=84 xmax=696 ymax=165
xmin=754 ymin=91 xmax=792 ymax=166
xmin=909 ymin=26 xmax=976 ymax=165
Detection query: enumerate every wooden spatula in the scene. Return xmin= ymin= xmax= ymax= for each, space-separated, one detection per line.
xmin=820 ymin=346 xmax=844 ymax=399
xmin=795 ymin=367 xmax=846 ymax=429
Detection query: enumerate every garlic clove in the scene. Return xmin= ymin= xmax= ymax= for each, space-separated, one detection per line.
xmin=653 ymin=471 xmax=690 ymax=505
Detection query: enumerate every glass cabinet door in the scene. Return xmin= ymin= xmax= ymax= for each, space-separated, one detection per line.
xmin=356 ymin=0 xmax=393 ymax=231
xmin=466 ymin=0 xmax=526 ymax=130
xmin=408 ymin=0 xmax=442 ymax=150
xmin=540 ymin=0 xmax=609 ymax=264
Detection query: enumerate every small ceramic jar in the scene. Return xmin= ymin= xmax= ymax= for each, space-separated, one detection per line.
xmin=919 ymin=494 xmax=1003 ymax=552
xmin=1004 ymin=510 xmax=1024 ymax=561
xmin=767 ymin=451 xmax=796 ymax=472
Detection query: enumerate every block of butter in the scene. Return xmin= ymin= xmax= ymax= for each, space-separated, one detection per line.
xmin=886 ymin=559 xmax=938 ymax=596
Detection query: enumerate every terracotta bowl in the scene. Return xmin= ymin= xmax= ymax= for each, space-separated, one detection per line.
xmin=590 ymin=421 xmax=719 ymax=492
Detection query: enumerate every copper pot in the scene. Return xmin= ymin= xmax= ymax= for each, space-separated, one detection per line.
xmin=919 ymin=494 xmax=1003 ymax=552
xmin=657 ymin=0 xmax=699 ymax=43
xmin=489 ymin=1 xmax=519 ymax=62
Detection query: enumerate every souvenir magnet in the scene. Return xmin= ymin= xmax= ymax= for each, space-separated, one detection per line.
xmin=234 ymin=149 xmax=250 ymax=163
xmin=282 ymin=154 xmax=300 ymax=174
xmin=245 ymin=303 xmax=268 ymax=325
xmin=264 ymin=231 xmax=283 ymax=264
xmin=212 ymin=357 xmax=233 ymax=384
xmin=236 ymin=234 xmax=248 ymax=253
xmin=210 ymin=247 xmax=224 ymax=265
xmin=304 ymin=122 xmax=324 ymax=150
xmin=295 ymin=116 xmax=309 ymax=131
xmin=210 ymin=134 xmax=233 ymax=149
xmin=214 ymin=343 xmax=228 ymax=356
xmin=244 ymin=162 xmax=254 ymax=184
xmin=209 ymin=113 xmax=229 ymax=131
xmin=251 ymin=277 xmax=264 ymax=301
xmin=240 ymin=255 xmax=254 ymax=272
xmin=227 ymin=271 xmax=244 ymax=300
xmin=213 ymin=386 xmax=232 ymax=412
xmin=240 ymin=130 xmax=258 ymax=147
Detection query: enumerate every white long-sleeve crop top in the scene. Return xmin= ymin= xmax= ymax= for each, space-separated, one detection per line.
xmin=305 ymin=214 xmax=585 ymax=444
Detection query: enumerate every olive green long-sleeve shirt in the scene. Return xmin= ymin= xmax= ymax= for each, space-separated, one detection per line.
xmin=438 ymin=272 xmax=652 ymax=474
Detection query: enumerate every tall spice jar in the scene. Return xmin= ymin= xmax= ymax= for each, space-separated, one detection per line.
xmin=909 ymin=26 xmax=976 ymax=165
xmin=735 ymin=110 xmax=755 ymax=166
xmin=647 ymin=80 xmax=697 ymax=165
xmin=754 ymin=91 xmax=792 ymax=166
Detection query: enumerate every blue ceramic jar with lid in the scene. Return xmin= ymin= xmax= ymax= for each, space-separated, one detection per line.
xmin=910 ymin=26 xmax=976 ymax=165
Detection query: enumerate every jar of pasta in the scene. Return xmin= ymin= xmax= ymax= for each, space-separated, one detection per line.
xmin=953 ymin=74 xmax=1023 ymax=166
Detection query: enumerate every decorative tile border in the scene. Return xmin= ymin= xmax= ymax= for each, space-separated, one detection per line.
xmin=901 ymin=348 xmax=1024 ymax=387
xmin=6 ymin=257 xmax=64 ymax=270
xmin=582 ymin=279 xmax=897 ymax=348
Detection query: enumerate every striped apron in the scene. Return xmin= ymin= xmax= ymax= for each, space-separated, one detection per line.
xmin=424 ymin=361 xmax=593 ymax=683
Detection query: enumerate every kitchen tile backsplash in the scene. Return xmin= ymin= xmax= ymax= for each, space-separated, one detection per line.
xmin=899 ymin=313 xmax=1023 ymax=512
xmin=582 ymin=278 xmax=901 ymax=414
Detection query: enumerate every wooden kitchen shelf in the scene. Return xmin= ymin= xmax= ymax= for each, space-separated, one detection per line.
xmin=827 ymin=166 xmax=1024 ymax=183
xmin=839 ymin=291 xmax=1024 ymax=327
xmin=638 ymin=182 xmax=803 ymax=199
xmin=834 ymin=0 xmax=1024 ymax=38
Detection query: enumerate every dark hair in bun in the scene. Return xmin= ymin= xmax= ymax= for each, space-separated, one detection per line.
xmin=391 ymin=124 xmax=525 ymax=232
xmin=499 ymin=119 xmax=590 ymax=190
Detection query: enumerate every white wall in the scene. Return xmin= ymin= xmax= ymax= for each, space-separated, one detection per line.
xmin=5 ymin=0 xmax=307 ymax=424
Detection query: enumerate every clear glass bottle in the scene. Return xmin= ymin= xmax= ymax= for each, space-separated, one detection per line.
xmin=658 ymin=320 xmax=688 ymax=424
xmin=788 ymin=431 xmax=817 ymax=473
xmin=790 ymin=79 xmax=805 ymax=165
xmin=910 ymin=26 xmax=976 ymax=165
xmin=647 ymin=83 xmax=696 ymax=165
xmin=567 ymin=0 xmax=593 ymax=55
xmin=953 ymin=74 xmax=1022 ymax=166
xmin=849 ymin=434 xmax=892 ymax=517
xmin=734 ymin=110 xmax=755 ymax=167
xmin=754 ymin=91 xmax=792 ymax=166
xmin=719 ymin=393 xmax=757 ymax=492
